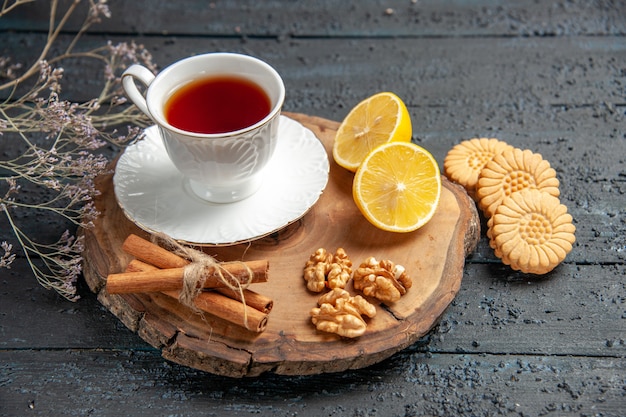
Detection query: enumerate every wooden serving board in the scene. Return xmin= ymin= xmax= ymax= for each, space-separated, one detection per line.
xmin=82 ymin=112 xmax=480 ymax=377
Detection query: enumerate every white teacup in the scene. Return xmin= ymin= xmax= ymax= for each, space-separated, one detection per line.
xmin=122 ymin=53 xmax=285 ymax=203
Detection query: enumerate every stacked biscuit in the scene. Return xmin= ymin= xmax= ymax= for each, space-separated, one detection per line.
xmin=444 ymin=139 xmax=576 ymax=275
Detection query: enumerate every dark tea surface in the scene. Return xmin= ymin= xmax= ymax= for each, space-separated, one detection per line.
xmin=165 ymin=75 xmax=271 ymax=134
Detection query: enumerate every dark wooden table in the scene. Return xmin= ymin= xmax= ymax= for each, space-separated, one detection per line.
xmin=1 ymin=1 xmax=625 ymax=415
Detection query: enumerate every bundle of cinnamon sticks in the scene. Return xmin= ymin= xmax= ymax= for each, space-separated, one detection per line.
xmin=106 ymin=234 xmax=272 ymax=332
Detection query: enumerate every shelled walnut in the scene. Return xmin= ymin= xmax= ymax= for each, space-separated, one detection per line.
xmin=353 ymin=257 xmax=412 ymax=303
xmin=303 ymin=248 xmax=331 ymax=292
xmin=327 ymin=248 xmax=352 ymax=289
xmin=310 ymin=288 xmax=376 ymax=338
xmin=303 ymin=247 xmax=352 ymax=292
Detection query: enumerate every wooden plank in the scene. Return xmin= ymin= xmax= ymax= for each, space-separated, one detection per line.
xmin=3 ymin=34 xmax=624 ymax=107
xmin=0 ymin=261 xmax=151 ymax=350
xmin=3 ymin=255 xmax=624 ymax=358
xmin=1 ymin=349 xmax=624 ymax=416
xmin=427 ymin=263 xmax=626 ymax=357
xmin=2 ymin=0 xmax=625 ymax=37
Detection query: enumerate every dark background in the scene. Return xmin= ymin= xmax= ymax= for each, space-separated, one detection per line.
xmin=1 ymin=1 xmax=625 ymax=416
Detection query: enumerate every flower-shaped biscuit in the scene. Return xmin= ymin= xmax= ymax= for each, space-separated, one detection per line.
xmin=444 ymin=138 xmax=514 ymax=198
xmin=490 ymin=189 xmax=576 ymax=274
xmin=486 ymin=216 xmax=505 ymax=260
xmin=477 ymin=148 xmax=560 ymax=217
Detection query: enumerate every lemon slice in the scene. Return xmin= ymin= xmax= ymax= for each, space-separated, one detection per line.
xmin=353 ymin=142 xmax=441 ymax=233
xmin=332 ymin=92 xmax=412 ymax=172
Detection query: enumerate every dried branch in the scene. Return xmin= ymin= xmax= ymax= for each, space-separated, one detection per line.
xmin=0 ymin=0 xmax=154 ymax=300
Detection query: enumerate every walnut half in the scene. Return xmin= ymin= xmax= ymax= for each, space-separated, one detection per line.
xmin=310 ymin=288 xmax=376 ymax=338
xmin=303 ymin=247 xmax=352 ymax=292
xmin=353 ymin=257 xmax=412 ymax=303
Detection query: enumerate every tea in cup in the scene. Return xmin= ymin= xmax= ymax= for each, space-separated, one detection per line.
xmin=122 ymin=52 xmax=285 ymax=203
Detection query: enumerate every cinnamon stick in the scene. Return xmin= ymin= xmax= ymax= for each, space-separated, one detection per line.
xmin=125 ymin=260 xmax=273 ymax=313
xmin=125 ymin=259 xmax=159 ymax=273
xmin=123 ymin=236 xmax=272 ymax=288
xmin=215 ymin=288 xmax=273 ymax=314
xmin=124 ymin=260 xmax=269 ymax=332
xmin=162 ymin=290 xmax=268 ymax=333
xmin=106 ymin=260 xmax=268 ymax=294
xmin=122 ymin=234 xmax=189 ymax=268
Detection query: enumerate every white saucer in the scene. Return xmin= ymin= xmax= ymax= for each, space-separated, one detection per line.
xmin=113 ymin=116 xmax=330 ymax=246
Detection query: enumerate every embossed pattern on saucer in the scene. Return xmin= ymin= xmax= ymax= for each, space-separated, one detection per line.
xmin=113 ymin=116 xmax=330 ymax=245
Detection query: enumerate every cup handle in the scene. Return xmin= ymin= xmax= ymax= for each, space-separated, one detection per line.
xmin=122 ymin=64 xmax=156 ymax=118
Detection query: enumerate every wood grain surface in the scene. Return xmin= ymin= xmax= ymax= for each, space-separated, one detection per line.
xmin=81 ymin=113 xmax=480 ymax=377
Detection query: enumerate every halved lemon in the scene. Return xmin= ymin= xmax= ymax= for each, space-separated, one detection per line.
xmin=332 ymin=92 xmax=412 ymax=172
xmin=353 ymin=142 xmax=442 ymax=233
